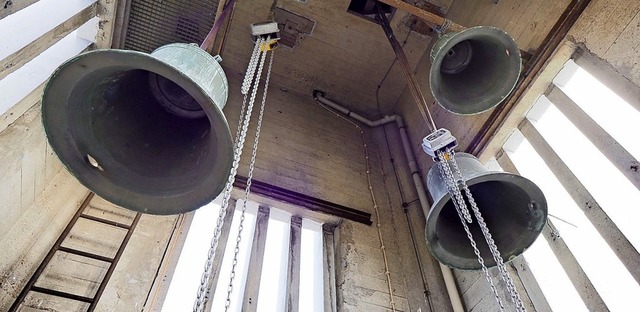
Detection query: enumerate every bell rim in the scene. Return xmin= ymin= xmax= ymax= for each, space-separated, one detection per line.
xmin=425 ymin=171 xmax=547 ymax=270
xmin=429 ymin=26 xmax=522 ymax=115
xmin=42 ymin=48 xmax=234 ymax=215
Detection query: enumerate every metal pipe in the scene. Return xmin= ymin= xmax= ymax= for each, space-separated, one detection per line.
xmin=313 ymin=91 xmax=464 ymax=312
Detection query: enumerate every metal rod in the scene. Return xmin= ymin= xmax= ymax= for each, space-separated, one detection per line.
xmin=88 ymin=212 xmax=142 ymax=311
xmin=200 ymin=0 xmax=237 ymax=51
xmin=8 ymin=192 xmax=95 ymax=312
xmin=377 ymin=0 xmax=465 ymax=32
xmin=375 ymin=5 xmax=437 ymax=132
xmin=30 ymin=286 xmax=94 ymax=303
xmin=58 ymin=246 xmax=115 ymax=263
xmin=79 ymin=214 xmax=131 ymax=229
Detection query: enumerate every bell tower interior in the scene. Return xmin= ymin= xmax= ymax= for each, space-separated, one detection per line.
xmin=2 ymin=0 xmax=640 ymax=311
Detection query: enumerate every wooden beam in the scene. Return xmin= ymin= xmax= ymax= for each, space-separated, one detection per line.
xmin=0 ymin=2 xmax=96 ymax=81
xmin=509 ymin=257 xmax=553 ymax=312
xmin=285 ymin=216 xmax=302 ymax=312
xmin=546 ymin=86 xmax=640 ymax=192
xmin=377 ymin=0 xmax=465 ymax=32
xmin=242 ymin=205 xmax=270 ymax=312
xmin=322 ymin=224 xmax=337 ymax=312
xmin=203 ymin=199 xmax=238 ymax=312
xmin=519 ymin=119 xmax=640 ymax=285
xmin=233 ymin=176 xmax=372 ymax=226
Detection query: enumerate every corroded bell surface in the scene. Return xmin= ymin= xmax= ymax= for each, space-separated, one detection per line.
xmin=425 ymin=153 xmax=547 ymax=270
xmin=42 ymin=43 xmax=233 ymax=215
xmin=430 ymin=26 xmax=521 ymax=115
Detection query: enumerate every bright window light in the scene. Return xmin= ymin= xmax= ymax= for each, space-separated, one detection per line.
xmin=161 ymin=196 xmax=223 ymax=311
xmin=210 ymin=200 xmax=258 ymax=311
xmin=299 ymin=219 xmax=324 ymax=312
xmin=161 ymin=199 xmax=326 ymax=311
xmin=532 ymin=95 xmax=640 ymax=252
xmin=554 ymin=59 xmax=640 ymax=161
xmin=256 ymin=208 xmax=291 ymax=312
xmin=503 ymin=134 xmax=587 ymax=311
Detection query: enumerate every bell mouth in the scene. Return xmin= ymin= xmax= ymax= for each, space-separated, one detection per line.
xmin=42 ymin=49 xmax=233 ymax=215
xmin=429 ymin=26 xmax=522 ymax=115
xmin=425 ymin=172 xmax=547 ymax=270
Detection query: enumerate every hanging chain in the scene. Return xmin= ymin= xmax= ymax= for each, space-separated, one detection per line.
xmin=448 ymin=150 xmax=526 ymax=312
xmin=314 ymin=102 xmax=397 ymax=312
xmin=194 ymin=37 xmax=266 ymax=312
xmin=437 ymin=149 xmax=526 ymax=312
xmin=436 ymin=150 xmax=505 ymax=312
xmin=223 ymin=40 xmax=272 ymax=312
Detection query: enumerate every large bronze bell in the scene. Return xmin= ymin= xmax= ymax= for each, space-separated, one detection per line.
xmin=42 ymin=43 xmax=233 ymax=215
xmin=429 ymin=26 xmax=521 ymax=115
xmin=425 ymin=153 xmax=547 ymax=270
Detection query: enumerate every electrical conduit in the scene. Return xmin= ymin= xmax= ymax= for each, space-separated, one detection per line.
xmin=313 ymin=91 xmax=464 ymax=312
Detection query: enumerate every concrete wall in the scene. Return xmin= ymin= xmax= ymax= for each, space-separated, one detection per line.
xmin=220 ymin=66 xmax=455 ymax=311
xmin=393 ymin=0 xmax=640 ymax=311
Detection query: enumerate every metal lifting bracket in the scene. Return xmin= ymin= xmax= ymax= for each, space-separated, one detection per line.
xmin=251 ymin=21 xmax=281 ymax=51
xmin=422 ymin=128 xmax=458 ymax=159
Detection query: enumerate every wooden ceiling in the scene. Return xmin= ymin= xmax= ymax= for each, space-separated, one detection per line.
xmin=218 ymin=0 xmax=445 ymax=117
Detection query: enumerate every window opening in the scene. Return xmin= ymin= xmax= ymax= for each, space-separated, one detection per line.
xmin=161 ymin=199 xmax=327 ymax=312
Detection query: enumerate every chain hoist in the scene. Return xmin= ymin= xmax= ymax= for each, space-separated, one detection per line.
xmin=424 ymin=129 xmax=526 ymax=312
xmin=194 ymin=23 xmax=279 ymax=312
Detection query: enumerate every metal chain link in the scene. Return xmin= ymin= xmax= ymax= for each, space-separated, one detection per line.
xmin=224 ymin=39 xmax=272 ymax=312
xmin=241 ymin=38 xmax=264 ymax=95
xmin=193 ymin=37 xmax=266 ymax=312
xmin=448 ymin=150 xmax=526 ymax=312
xmin=436 ymin=150 xmax=506 ymax=312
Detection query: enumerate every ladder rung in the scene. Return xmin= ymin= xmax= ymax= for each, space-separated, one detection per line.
xmin=79 ymin=214 xmax=131 ymax=229
xmin=30 ymin=286 xmax=94 ymax=303
xmin=58 ymin=246 xmax=114 ymax=263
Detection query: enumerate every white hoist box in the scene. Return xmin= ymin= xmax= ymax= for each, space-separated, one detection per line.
xmin=422 ymin=128 xmax=458 ymax=157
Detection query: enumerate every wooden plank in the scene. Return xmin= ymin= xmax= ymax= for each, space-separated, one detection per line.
xmin=509 ymin=257 xmax=552 ymax=312
xmin=203 ymin=199 xmax=237 ymax=312
xmin=241 ymin=205 xmax=270 ymax=312
xmin=95 ymin=0 xmax=118 ymax=49
xmin=323 ymin=224 xmax=337 ymax=312
xmin=514 ymin=121 xmax=609 ymax=311
xmin=285 ymin=216 xmax=302 ymax=312
xmin=518 ymin=118 xmax=640 ymax=285
xmin=519 ymin=0 xmax=569 ymax=52
xmin=378 ymin=0 xmax=464 ymax=32
xmin=0 ymin=3 xmax=97 ymax=80
xmin=546 ymin=87 xmax=640 ymax=192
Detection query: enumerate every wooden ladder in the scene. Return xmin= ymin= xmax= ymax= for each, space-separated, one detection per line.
xmin=9 ymin=193 xmax=142 ymax=311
